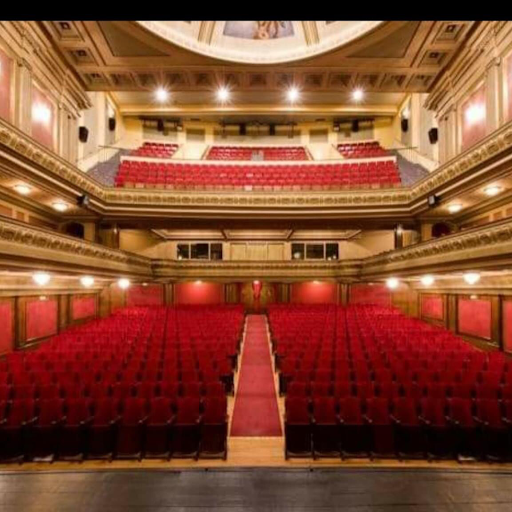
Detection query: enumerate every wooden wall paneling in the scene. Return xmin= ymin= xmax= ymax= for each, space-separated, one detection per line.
xmin=447 ymin=294 xmax=458 ymax=334
xmin=98 ymin=286 xmax=111 ymax=318
xmin=491 ymin=296 xmax=502 ymax=349
xmin=59 ymin=294 xmax=69 ymax=332
xmin=503 ymin=298 xmax=512 ymax=353
xmin=165 ymin=283 xmax=174 ymax=305
xmin=0 ymin=297 xmax=15 ymax=355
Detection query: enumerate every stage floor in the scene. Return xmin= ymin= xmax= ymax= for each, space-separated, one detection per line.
xmin=1 ymin=467 xmax=512 ymax=511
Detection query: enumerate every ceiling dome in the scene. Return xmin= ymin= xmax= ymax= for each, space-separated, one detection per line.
xmin=136 ymin=21 xmax=383 ymax=64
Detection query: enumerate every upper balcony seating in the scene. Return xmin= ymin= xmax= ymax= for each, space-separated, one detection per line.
xmin=130 ymin=142 xmax=179 ymax=159
xmin=114 ymin=160 xmax=401 ymax=190
xmin=337 ymin=141 xmax=389 ymax=159
xmin=0 ymin=305 xmax=243 ymax=462
xmin=206 ymin=146 xmax=308 ymax=160
xmin=270 ymin=304 xmax=511 ymax=462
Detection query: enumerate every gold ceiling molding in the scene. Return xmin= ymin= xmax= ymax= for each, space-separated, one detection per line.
xmin=2 ymin=116 xmax=512 ymax=218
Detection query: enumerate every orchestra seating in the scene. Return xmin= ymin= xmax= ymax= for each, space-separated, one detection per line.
xmin=269 ymin=304 xmax=511 ymax=461
xmin=130 ymin=142 xmax=179 ymax=159
xmin=337 ymin=141 xmax=389 ymax=159
xmin=206 ymin=146 xmax=308 ymax=160
xmin=0 ymin=305 xmax=243 ymax=462
xmin=114 ymin=160 xmax=401 ymax=190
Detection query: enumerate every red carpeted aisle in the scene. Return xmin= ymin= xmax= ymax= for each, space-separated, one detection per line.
xmin=230 ymin=315 xmax=282 ymax=437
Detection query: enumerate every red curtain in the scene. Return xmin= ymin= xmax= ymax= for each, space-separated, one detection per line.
xmin=421 ymin=295 xmax=444 ymax=320
xmin=26 ymin=298 xmax=58 ymax=341
xmin=0 ymin=302 xmax=13 ymax=354
xmin=71 ymin=296 xmax=97 ymax=320
xmin=458 ymin=298 xmax=492 ymax=339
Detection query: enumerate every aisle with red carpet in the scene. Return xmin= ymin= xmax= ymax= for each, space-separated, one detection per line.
xmin=230 ymin=315 xmax=282 ymax=437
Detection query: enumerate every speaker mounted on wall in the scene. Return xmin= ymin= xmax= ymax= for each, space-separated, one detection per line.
xmin=157 ymin=119 xmax=164 ymax=132
xmin=351 ymin=120 xmax=359 ymax=133
xmin=78 ymin=126 xmax=89 ymax=143
xmin=239 ymin=123 xmax=247 ymax=136
xmin=108 ymin=116 xmax=116 ymax=132
xmin=269 ymin=124 xmax=276 ymax=136
xmin=401 ymin=118 xmax=409 ymax=133
xmin=428 ymin=127 xmax=438 ymax=144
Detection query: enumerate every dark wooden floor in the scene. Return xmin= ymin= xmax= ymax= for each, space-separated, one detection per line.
xmin=1 ymin=468 xmax=512 ymax=511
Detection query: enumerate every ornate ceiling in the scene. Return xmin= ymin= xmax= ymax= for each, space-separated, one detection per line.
xmin=136 ymin=21 xmax=383 ymax=64
xmin=43 ymin=20 xmax=477 ymax=107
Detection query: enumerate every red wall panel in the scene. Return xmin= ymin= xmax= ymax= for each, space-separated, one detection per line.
xmin=26 ymin=298 xmax=58 ymax=341
xmin=175 ymin=282 xmax=224 ymax=305
xmin=0 ymin=302 xmax=13 ymax=354
xmin=0 ymin=49 xmax=12 ymax=122
xmin=126 ymin=284 xmax=164 ymax=306
xmin=458 ymin=298 xmax=492 ymax=340
xmin=504 ymin=301 xmax=512 ymax=352
xmin=31 ymin=87 xmax=55 ymax=149
xmin=350 ymin=284 xmax=391 ymax=306
xmin=421 ymin=294 xmax=444 ymax=320
xmin=461 ymin=85 xmax=487 ymax=150
xmin=290 ymin=281 xmax=337 ymax=304
xmin=71 ymin=296 xmax=97 ymax=321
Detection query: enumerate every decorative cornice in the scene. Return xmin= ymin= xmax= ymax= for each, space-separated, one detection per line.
xmin=0 ymin=218 xmax=151 ymax=275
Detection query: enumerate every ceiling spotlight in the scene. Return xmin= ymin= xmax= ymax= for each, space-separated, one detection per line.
xmin=421 ymin=275 xmax=435 ymax=286
xmin=447 ymin=203 xmax=462 ymax=214
xmin=52 ymin=201 xmax=69 ymax=212
xmin=155 ymin=87 xmax=169 ymax=103
xmin=386 ymin=277 xmax=399 ymax=289
xmin=217 ymin=86 xmax=230 ymax=103
xmin=287 ymin=86 xmax=300 ymax=103
xmin=463 ymin=272 xmax=481 ymax=285
xmin=80 ymin=276 xmax=95 ymax=288
xmin=13 ymin=184 xmax=32 ymax=195
xmin=484 ymin=185 xmax=503 ymax=197
xmin=33 ymin=272 xmax=51 ymax=286
xmin=118 ymin=278 xmax=131 ymax=290
xmin=352 ymin=88 xmax=364 ymax=102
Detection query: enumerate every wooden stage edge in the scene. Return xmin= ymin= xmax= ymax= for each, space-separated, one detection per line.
xmin=2 ymin=437 xmax=512 ymax=472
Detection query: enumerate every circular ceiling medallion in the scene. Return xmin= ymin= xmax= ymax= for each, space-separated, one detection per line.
xmin=137 ymin=21 xmax=383 ymax=64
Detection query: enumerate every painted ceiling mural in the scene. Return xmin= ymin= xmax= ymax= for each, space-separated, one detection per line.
xmin=136 ymin=21 xmax=383 ymax=64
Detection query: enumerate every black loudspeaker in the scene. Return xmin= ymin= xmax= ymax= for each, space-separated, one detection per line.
xmin=428 ymin=127 xmax=438 ymax=144
xmin=401 ymin=118 xmax=409 ymax=133
xmin=78 ymin=126 xmax=89 ymax=143
xmin=108 ymin=116 xmax=116 ymax=131
xmin=269 ymin=124 xmax=276 ymax=136
xmin=77 ymin=194 xmax=90 ymax=208
xmin=428 ymin=194 xmax=439 ymax=208
xmin=157 ymin=119 xmax=164 ymax=132
xmin=351 ymin=120 xmax=359 ymax=133
xmin=239 ymin=123 xmax=246 ymax=136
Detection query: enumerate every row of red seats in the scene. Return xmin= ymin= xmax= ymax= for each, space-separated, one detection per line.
xmin=114 ymin=161 xmax=401 ymax=189
xmin=0 ymin=305 xmax=244 ymax=462
xmin=130 ymin=142 xmax=179 ymax=159
xmin=285 ymin=396 xmax=512 ymax=460
xmin=0 ymin=395 xmax=227 ymax=462
xmin=269 ymin=304 xmax=510 ymax=461
xmin=206 ymin=146 xmax=308 ymax=160
xmin=337 ymin=141 xmax=389 ymax=159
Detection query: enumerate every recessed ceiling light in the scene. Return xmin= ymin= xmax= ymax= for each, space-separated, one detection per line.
xmin=118 ymin=278 xmax=131 ymax=290
xmin=155 ymin=87 xmax=169 ymax=103
xmin=217 ymin=86 xmax=230 ymax=103
xmin=80 ymin=276 xmax=95 ymax=288
xmin=463 ymin=272 xmax=481 ymax=285
xmin=13 ymin=184 xmax=32 ymax=195
xmin=386 ymin=277 xmax=399 ymax=289
xmin=287 ymin=87 xmax=300 ymax=103
xmin=352 ymin=88 xmax=364 ymax=102
xmin=421 ymin=275 xmax=435 ymax=286
xmin=52 ymin=201 xmax=69 ymax=212
xmin=447 ymin=203 xmax=462 ymax=214
xmin=33 ymin=272 xmax=51 ymax=286
xmin=484 ymin=185 xmax=503 ymax=197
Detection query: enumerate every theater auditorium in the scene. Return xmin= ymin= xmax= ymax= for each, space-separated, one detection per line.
xmin=1 ymin=20 xmax=512 ymax=510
